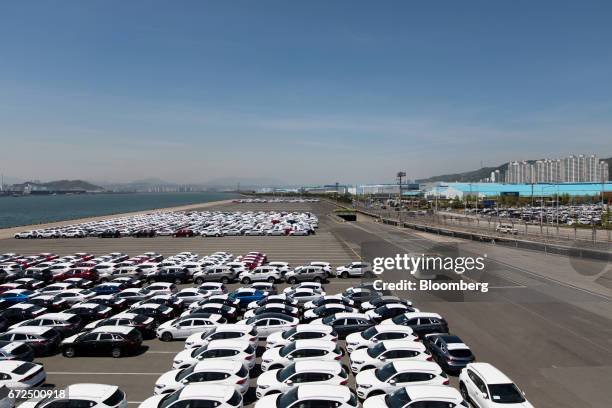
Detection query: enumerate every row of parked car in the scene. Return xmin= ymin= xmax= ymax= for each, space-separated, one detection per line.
xmin=13 ymin=210 xmax=319 ymax=239
xmin=135 ymin=281 xmax=533 ymax=408
xmin=0 ymin=250 xmax=375 ymax=288
xmin=232 ymin=198 xmax=320 ymax=203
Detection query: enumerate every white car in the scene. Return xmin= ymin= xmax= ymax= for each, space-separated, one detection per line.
xmin=459 ymin=362 xmax=534 ymax=407
xmin=283 ymin=282 xmax=323 ymax=294
xmin=334 ymin=262 xmax=373 ymax=278
xmin=139 ymin=384 xmax=243 ymax=408
xmin=20 ymin=383 xmax=127 ymax=408
xmin=34 ymin=282 xmax=75 ymax=296
xmin=284 ymin=288 xmax=326 ymax=305
xmin=256 ymin=361 xmax=348 ymax=398
xmin=355 ymin=361 xmax=449 ymax=400
xmin=308 ymin=262 xmax=332 ymax=274
xmin=255 ymin=384 xmax=357 ymax=408
xmin=266 ymin=324 xmax=337 ymax=349
xmin=154 ymin=360 xmax=249 ymax=395
xmin=184 ymin=324 xmax=257 ymax=349
xmin=349 ymin=340 xmax=430 ymax=373
xmin=304 ymin=294 xmax=354 ymax=310
xmin=238 ymin=313 xmax=299 ymax=338
xmin=346 ymin=325 xmax=417 ymax=353
xmin=145 ymin=282 xmax=178 ymax=296
xmin=363 ymin=385 xmax=466 ymax=408
xmin=174 ymin=288 xmax=210 ymax=305
xmin=239 ymin=266 xmax=282 ymax=284
xmin=172 ymin=339 xmax=256 ymax=370
xmin=0 ymin=361 xmax=46 ymax=388
xmin=247 ymin=294 xmax=297 ymax=310
xmin=157 ymin=314 xmax=225 ymax=341
xmin=14 ymin=231 xmax=38 ymax=239
xmin=55 ymin=288 xmax=96 ymax=304
xmin=267 ymin=262 xmax=292 ymax=276
xmin=360 ymin=296 xmax=413 ymax=311
xmin=197 ymin=282 xmax=227 ymax=295
xmin=260 ymin=339 xmax=342 ymax=371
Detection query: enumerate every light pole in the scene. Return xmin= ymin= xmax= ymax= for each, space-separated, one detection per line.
xmin=397 ymin=172 xmax=406 ymax=225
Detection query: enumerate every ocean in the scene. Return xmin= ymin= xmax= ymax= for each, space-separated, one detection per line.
xmin=0 ymin=192 xmax=239 ymax=229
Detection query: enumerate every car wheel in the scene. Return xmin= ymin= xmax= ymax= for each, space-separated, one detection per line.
xmin=174 ymin=278 xmax=182 ymax=285
xmin=459 ymin=382 xmax=469 ymax=401
xmin=63 ymin=347 xmax=76 ymax=358
xmin=111 ymin=347 xmax=122 ymax=358
xmin=195 ymin=278 xmax=204 ymax=284
xmin=313 ymin=277 xmax=321 ymax=283
xmin=242 ymin=278 xmax=251 ymax=284
xmin=267 ymin=277 xmax=275 ymax=283
xmin=287 ymin=277 xmax=297 ymax=284
xmin=161 ymin=332 xmax=173 ymax=342
xmin=221 ymin=277 xmax=229 ymax=284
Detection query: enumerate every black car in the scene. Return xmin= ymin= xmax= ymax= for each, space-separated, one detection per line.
xmin=26 ymin=295 xmax=69 ymax=312
xmin=303 ymin=304 xmax=354 ymax=322
xmin=148 ymin=267 xmax=189 ymax=284
xmin=85 ymin=313 xmax=156 ymax=338
xmin=67 ymin=304 xmax=113 ymax=323
xmin=129 ymin=304 xmax=175 ymax=323
xmin=390 ymin=313 xmax=449 ymax=336
xmin=137 ymin=295 xmax=184 ymax=311
xmin=132 ymin=229 xmax=156 ymax=238
xmin=12 ymin=269 xmax=53 ymax=283
xmin=188 ymin=305 xmax=238 ymax=321
xmin=61 ymin=326 xmax=143 ymax=358
xmin=98 ymin=230 xmax=121 ymax=238
xmin=87 ymin=295 xmax=129 ymax=313
xmin=0 ymin=340 xmax=35 ymax=361
xmin=0 ymin=327 xmax=62 ymax=355
xmin=368 ymin=305 xmax=414 ymax=322
xmin=0 ymin=304 xmax=47 ymax=325
xmin=361 ymin=296 xmax=413 ymax=311
xmin=422 ymin=333 xmax=475 ymax=372
xmin=321 ymin=313 xmax=375 ymax=339
xmin=343 ymin=288 xmax=380 ymax=306
xmin=12 ymin=278 xmax=46 ymax=290
xmin=0 ymin=316 xmax=7 ymax=332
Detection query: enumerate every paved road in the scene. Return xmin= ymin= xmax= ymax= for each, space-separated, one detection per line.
xmin=1 ymin=200 xmax=611 ymax=407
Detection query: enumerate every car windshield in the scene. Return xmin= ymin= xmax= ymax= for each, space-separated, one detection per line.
xmin=362 ymin=327 xmax=378 ymax=340
xmin=277 ymin=363 xmax=296 ymax=381
xmin=277 ymin=387 xmax=299 ymax=408
xmin=391 ymin=314 xmax=408 ymax=324
xmin=322 ymin=315 xmax=335 ymax=325
xmin=176 ymin=366 xmax=195 ymax=381
xmin=367 ymin=343 xmax=387 ymax=358
xmin=488 ymin=383 xmax=526 ymax=403
xmin=375 ymin=363 xmax=397 ymax=381
xmin=448 ymin=349 xmax=473 ymax=358
xmin=279 ymin=342 xmax=296 ymax=357
xmin=384 ymin=388 xmax=410 ymax=408
xmin=282 ymin=328 xmax=297 ymax=340
xmin=159 ymin=391 xmax=181 ymax=408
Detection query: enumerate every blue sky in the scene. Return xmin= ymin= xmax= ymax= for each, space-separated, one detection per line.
xmin=1 ymin=1 xmax=611 ymax=185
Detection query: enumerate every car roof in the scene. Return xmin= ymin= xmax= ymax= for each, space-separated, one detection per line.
xmin=91 ymin=325 xmax=135 ymax=335
xmin=373 ymin=325 xmax=414 ymax=333
xmin=207 ymin=339 xmax=252 ymax=350
xmin=0 ymin=360 xmax=35 ymax=371
xmin=193 ymin=359 xmax=243 ymax=372
xmin=295 ymin=360 xmax=341 ymax=374
xmin=179 ymin=384 xmax=235 ymax=400
xmin=294 ymin=340 xmax=338 ymax=350
xmin=8 ymin=326 xmax=54 ymax=335
xmin=65 ymin=383 xmax=118 ymax=400
xmin=402 ymin=312 xmax=442 ymax=319
xmin=468 ymin=362 xmax=512 ymax=383
xmin=380 ymin=340 xmax=426 ymax=351
xmin=213 ymin=324 xmax=253 ymax=333
xmin=404 ymin=385 xmax=462 ymax=401
xmin=297 ymin=384 xmax=350 ymax=401
xmin=295 ymin=324 xmax=333 ymax=333
xmin=392 ymin=361 xmax=442 ymax=373
xmin=331 ymin=312 xmax=369 ymax=319
xmin=38 ymin=312 xmax=75 ymax=320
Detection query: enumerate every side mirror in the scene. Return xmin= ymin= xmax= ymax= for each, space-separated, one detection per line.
xmin=372 ymin=338 xmax=379 ymax=343
xmin=481 ymin=393 xmax=488 ymax=400
xmin=388 ymin=379 xmax=396 ymax=385
xmin=285 ymin=380 xmax=293 ymax=385
xmin=379 ymin=356 xmax=386 ymax=361
xmin=181 ymin=379 xmax=188 ymax=384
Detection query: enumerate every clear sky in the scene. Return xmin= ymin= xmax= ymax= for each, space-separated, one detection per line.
xmin=1 ymin=1 xmax=611 ymax=185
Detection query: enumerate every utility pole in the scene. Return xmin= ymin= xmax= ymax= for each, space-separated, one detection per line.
xmin=397 ymin=172 xmax=406 ymax=225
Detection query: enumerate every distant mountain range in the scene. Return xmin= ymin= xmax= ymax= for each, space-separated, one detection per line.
xmin=417 ymin=156 xmax=612 ymax=183
xmin=10 ymin=179 xmax=104 ymax=191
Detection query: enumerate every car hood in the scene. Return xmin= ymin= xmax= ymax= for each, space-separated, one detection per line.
xmin=355 ymin=369 xmax=380 ymax=386
xmin=362 ymin=394 xmax=386 ymax=408
xmin=351 ymin=348 xmax=369 ymax=362
xmin=156 ymin=369 xmax=181 ymax=387
xmin=139 ymin=395 xmax=166 ymax=408
xmin=84 ymin=319 xmax=103 ymax=330
xmin=266 ymin=331 xmax=283 ymax=345
xmin=257 ymin=369 xmax=279 ymax=387
xmin=173 ymin=348 xmax=194 ymax=362
xmin=303 ymin=309 xmax=317 ymax=319
xmin=255 ymin=393 xmax=280 ymax=408
xmin=310 ymin=318 xmax=323 ymax=324
xmin=345 ymin=332 xmax=363 ymax=344
xmin=261 ymin=347 xmax=282 ymax=361
xmin=158 ymin=320 xmax=176 ymax=330
xmin=61 ymin=334 xmax=79 ymax=344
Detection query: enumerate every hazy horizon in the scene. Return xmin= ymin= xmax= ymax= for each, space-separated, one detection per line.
xmin=2 ymin=1 xmax=612 ymax=185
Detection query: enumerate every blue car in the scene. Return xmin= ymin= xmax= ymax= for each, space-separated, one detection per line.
xmin=228 ymin=288 xmax=266 ymax=307
xmin=0 ymin=289 xmax=34 ymax=310
xmin=91 ymin=283 xmax=126 ymax=295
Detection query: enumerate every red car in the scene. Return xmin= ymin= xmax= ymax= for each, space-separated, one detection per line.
xmin=53 ymin=268 xmax=99 ymax=282
xmin=38 ymin=253 xmax=59 ymax=261
xmin=174 ymin=229 xmax=195 ymax=237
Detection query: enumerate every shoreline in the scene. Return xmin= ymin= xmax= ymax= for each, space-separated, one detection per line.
xmin=0 ymin=199 xmax=234 ymax=240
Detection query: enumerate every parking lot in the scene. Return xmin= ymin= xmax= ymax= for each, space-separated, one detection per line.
xmin=0 ymin=200 xmax=611 ymax=408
